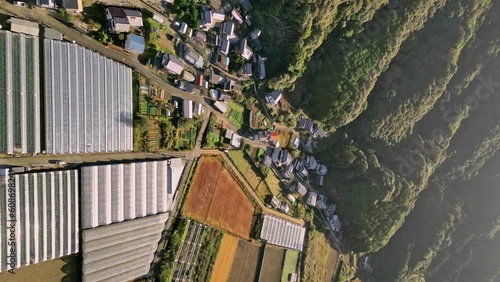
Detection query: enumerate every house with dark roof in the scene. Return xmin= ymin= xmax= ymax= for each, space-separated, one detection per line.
xmin=184 ymin=45 xmax=204 ymax=68
xmin=162 ymin=54 xmax=184 ymax=75
xmin=237 ymin=38 xmax=253 ymax=60
xmin=249 ymin=28 xmax=261 ymax=40
xmin=266 ymin=90 xmax=282 ymax=106
xmin=262 ymin=155 xmax=272 ymax=167
xmin=194 ymin=30 xmax=207 ymax=43
xmin=224 ymin=79 xmax=241 ymax=93
xmin=105 ymin=7 xmax=143 ymax=34
xmin=220 ymin=33 xmax=230 ymax=55
xmin=63 ymin=0 xmax=82 ymax=12
xmin=256 ymin=55 xmax=266 ymax=80
xmin=243 ymin=63 xmax=252 ymax=76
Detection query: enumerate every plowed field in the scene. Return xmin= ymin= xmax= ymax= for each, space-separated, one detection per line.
xmin=227 ymin=240 xmax=262 ymax=282
xmin=210 ymin=234 xmax=239 ymax=282
xmin=184 ymin=157 xmax=255 ymax=238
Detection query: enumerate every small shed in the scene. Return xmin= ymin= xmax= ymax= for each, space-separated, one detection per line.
xmin=10 ymin=18 xmax=39 ymax=36
xmin=214 ymin=101 xmax=228 ymax=113
xmin=125 ymin=34 xmax=145 ymax=54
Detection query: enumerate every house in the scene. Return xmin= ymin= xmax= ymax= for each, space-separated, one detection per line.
xmin=315 ymin=127 xmax=327 ymax=138
xmin=153 ymin=13 xmax=165 ymax=24
xmin=210 ymin=89 xmax=220 ymax=99
xmin=184 ymin=45 xmax=204 ymax=68
xmin=270 ymin=196 xmax=281 ymax=209
xmin=194 ymin=30 xmax=207 ymax=43
xmin=306 ymin=192 xmax=317 ymax=207
xmin=209 ymin=69 xmax=225 ymax=85
xmin=297 ymin=167 xmax=309 ymax=180
xmin=296 ymin=182 xmax=307 ymax=196
xmin=318 ymin=175 xmax=325 ymax=186
xmin=179 ymin=22 xmax=188 ymax=34
xmin=317 ymin=164 xmax=328 ymax=176
xmin=212 ymin=10 xmax=226 ymax=22
xmin=280 ymin=150 xmax=293 ymax=166
xmin=213 ymin=53 xmax=229 ymax=71
xmin=162 ymin=54 xmax=184 ymax=75
xmin=231 ymin=9 xmax=244 ymax=24
xmin=219 ymin=33 xmax=230 ymax=55
xmin=330 ymin=215 xmax=342 ymax=232
xmin=185 ymin=83 xmax=201 ymax=95
xmin=230 ymin=134 xmax=242 ymax=148
xmin=208 ymin=34 xmax=219 ymax=46
xmin=237 ymin=38 xmax=253 ymax=60
xmin=298 ymin=116 xmax=315 ymax=134
xmin=63 ymin=0 xmax=82 ymax=12
xmin=266 ymin=90 xmax=282 ymax=106
xmin=317 ymin=194 xmax=327 ymax=209
xmin=252 ymin=38 xmax=262 ymax=51
xmin=286 ymin=194 xmax=296 ymax=203
xmin=194 ymin=102 xmax=203 ymax=115
xmin=124 ymin=34 xmax=145 ymax=54
xmin=249 ymin=28 xmax=261 ymax=40
xmin=293 ymin=137 xmax=300 ymax=148
xmin=183 ymin=71 xmax=196 ymax=83
xmin=183 ymin=100 xmax=193 ymax=118
xmin=224 ymin=79 xmax=241 ymax=92
xmin=271 ymin=147 xmax=281 ymax=163
xmin=219 ymin=93 xmax=232 ymax=102
xmin=201 ymin=9 xmax=213 ymax=28
xmin=195 ymin=74 xmax=205 ymax=87
xmin=262 ymin=155 xmax=272 ymax=167
xmin=306 ymin=155 xmax=318 ymax=170
xmin=269 ymin=132 xmax=278 ymax=142
xmin=213 ymin=101 xmax=228 ymax=113
xmin=238 ymin=0 xmax=253 ymax=12
xmin=37 ymin=0 xmax=55 ymax=9
xmin=224 ymin=129 xmax=233 ymax=140
xmin=243 ymin=63 xmax=252 ymax=76
xmin=221 ymin=22 xmax=235 ymax=39
xmin=256 ymin=55 xmax=267 ymax=80
xmin=282 ymin=164 xmax=294 ymax=179
xmin=105 ymin=7 xmax=143 ymax=34
xmin=10 ymin=18 xmax=39 ymax=36
xmin=280 ymin=203 xmax=290 ymax=214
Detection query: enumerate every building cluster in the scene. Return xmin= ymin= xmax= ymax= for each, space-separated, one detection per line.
xmin=105 ymin=7 xmax=146 ymax=54
xmin=0 ymin=158 xmax=185 ymax=279
xmin=37 ymin=0 xmax=82 ymax=13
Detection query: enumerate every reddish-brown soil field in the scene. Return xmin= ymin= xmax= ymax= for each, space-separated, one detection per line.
xmin=184 ymin=157 xmax=255 ymax=238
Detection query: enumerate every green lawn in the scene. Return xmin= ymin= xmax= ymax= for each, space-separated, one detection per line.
xmin=281 ymin=250 xmax=299 ymax=282
xmin=226 ymin=101 xmax=245 ymax=129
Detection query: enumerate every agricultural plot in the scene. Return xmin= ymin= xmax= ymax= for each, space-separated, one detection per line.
xmin=183 ymin=157 xmax=255 ymax=238
xmin=260 ymin=246 xmax=286 ymax=282
xmin=210 ymin=234 xmax=239 ymax=282
xmin=303 ymin=230 xmax=340 ymax=282
xmin=227 ymin=240 xmax=262 ymax=282
xmin=226 ymin=101 xmax=245 ymax=129
xmin=281 ymin=250 xmax=299 ymax=282
xmin=227 ymin=150 xmax=278 ymax=200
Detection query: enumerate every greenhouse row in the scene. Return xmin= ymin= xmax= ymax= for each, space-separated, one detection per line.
xmin=0 ymin=168 xmax=80 ymax=272
xmin=0 ymin=31 xmax=41 ymax=154
xmin=260 ymin=214 xmax=306 ymax=251
xmin=44 ymin=39 xmax=133 ymax=154
xmin=80 ymin=158 xmax=185 ymax=229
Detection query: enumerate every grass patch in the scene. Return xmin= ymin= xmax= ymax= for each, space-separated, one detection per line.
xmin=226 ymin=101 xmax=245 ymax=129
xmin=281 ymin=251 xmax=299 ymax=282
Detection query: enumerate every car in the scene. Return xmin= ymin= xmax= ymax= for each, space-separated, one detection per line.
xmin=14 ymin=1 xmax=27 ymax=7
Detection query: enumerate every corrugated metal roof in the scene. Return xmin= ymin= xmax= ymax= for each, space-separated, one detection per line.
xmin=259 ymin=214 xmax=305 ymax=251
xmin=0 ymin=168 xmax=79 ymax=272
xmin=80 ymin=159 xmax=184 ymax=229
xmin=125 ymin=34 xmax=145 ymax=54
xmin=44 ymin=39 xmax=133 ymax=154
xmin=81 ymin=213 xmax=168 ymax=282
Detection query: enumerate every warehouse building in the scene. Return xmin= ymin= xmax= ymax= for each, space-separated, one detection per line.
xmin=44 ymin=39 xmax=133 ymax=154
xmin=80 ymin=159 xmax=184 ymax=229
xmin=0 ymin=31 xmax=41 ymax=154
xmin=0 ymin=168 xmax=79 ymax=272
xmin=81 ymin=213 xmax=168 ymax=282
xmin=259 ymin=214 xmax=306 ymax=251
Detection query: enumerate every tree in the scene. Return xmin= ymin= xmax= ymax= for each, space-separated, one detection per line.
xmin=97 ymin=31 xmax=109 ymax=44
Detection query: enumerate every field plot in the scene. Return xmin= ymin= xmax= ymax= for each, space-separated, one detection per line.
xmin=184 ymin=157 xmax=255 ymax=238
xmin=228 ymin=240 xmax=262 ymax=282
xmin=303 ymin=230 xmax=340 ymax=282
xmin=260 ymin=246 xmax=286 ymax=282
xmin=281 ymin=250 xmax=299 ymax=282
xmin=0 ymin=255 xmax=79 ymax=282
xmin=210 ymin=234 xmax=239 ymax=282
xmin=226 ymin=101 xmax=245 ymax=129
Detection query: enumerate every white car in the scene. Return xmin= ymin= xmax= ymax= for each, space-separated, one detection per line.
xmin=14 ymin=1 xmax=27 ymax=7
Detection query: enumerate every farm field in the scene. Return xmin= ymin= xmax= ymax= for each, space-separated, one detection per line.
xmin=260 ymin=246 xmax=286 ymax=282
xmin=210 ymin=234 xmax=239 ymax=282
xmin=281 ymin=250 xmax=300 ymax=282
xmin=183 ymin=157 xmax=255 ymax=238
xmin=227 ymin=150 xmax=274 ymax=200
xmin=226 ymin=100 xmax=245 ymax=129
xmin=303 ymin=230 xmax=340 ymax=282
xmin=227 ymin=240 xmax=262 ymax=282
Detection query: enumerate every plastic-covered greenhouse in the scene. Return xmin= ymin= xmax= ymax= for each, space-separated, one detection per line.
xmin=0 ymin=168 xmax=79 ymax=272
xmin=0 ymin=31 xmax=41 ymax=154
xmin=44 ymin=39 xmax=133 ymax=154
xmin=260 ymin=214 xmax=306 ymax=251
xmin=80 ymin=158 xmax=184 ymax=229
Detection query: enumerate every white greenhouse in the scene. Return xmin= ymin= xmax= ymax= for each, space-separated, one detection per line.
xmin=43 ymin=39 xmax=133 ymax=154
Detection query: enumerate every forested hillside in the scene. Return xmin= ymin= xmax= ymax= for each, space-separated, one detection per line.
xmin=252 ymin=0 xmax=500 ymax=280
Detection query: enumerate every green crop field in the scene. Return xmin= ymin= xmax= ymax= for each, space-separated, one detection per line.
xmin=226 ymin=101 xmax=245 ymax=129
xmin=281 ymin=250 xmax=299 ymax=282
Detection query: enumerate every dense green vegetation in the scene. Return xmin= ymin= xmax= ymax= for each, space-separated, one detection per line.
xmin=172 ymin=0 xmax=206 ymax=28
